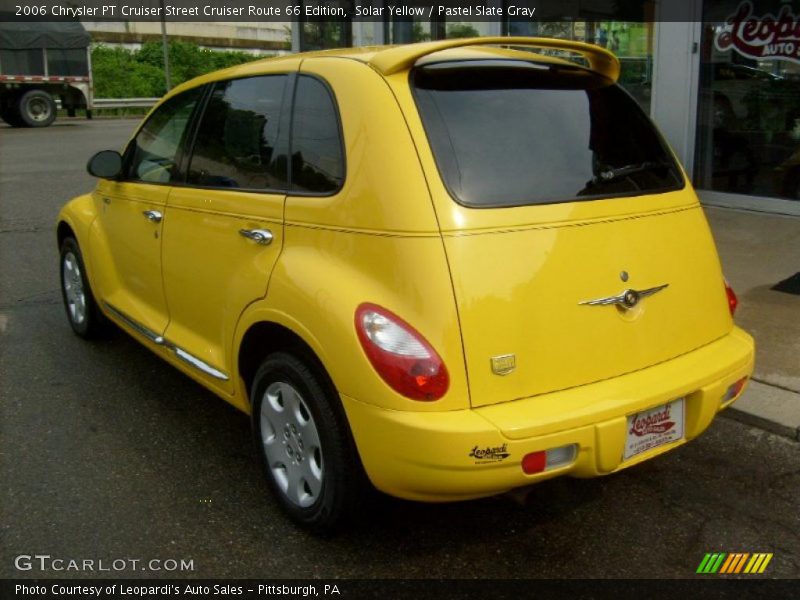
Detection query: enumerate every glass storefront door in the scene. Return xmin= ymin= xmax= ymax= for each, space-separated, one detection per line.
xmin=694 ymin=0 xmax=800 ymax=203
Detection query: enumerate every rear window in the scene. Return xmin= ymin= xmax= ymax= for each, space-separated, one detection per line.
xmin=412 ymin=60 xmax=683 ymax=208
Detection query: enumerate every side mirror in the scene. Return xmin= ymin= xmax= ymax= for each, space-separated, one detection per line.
xmin=87 ymin=150 xmax=122 ymax=179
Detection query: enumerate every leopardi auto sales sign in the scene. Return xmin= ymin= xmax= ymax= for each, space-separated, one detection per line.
xmin=715 ymin=1 xmax=800 ymax=64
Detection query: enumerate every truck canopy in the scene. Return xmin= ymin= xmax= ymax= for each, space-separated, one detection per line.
xmin=0 ymin=21 xmax=90 ymax=49
xmin=0 ymin=22 xmax=90 ymax=76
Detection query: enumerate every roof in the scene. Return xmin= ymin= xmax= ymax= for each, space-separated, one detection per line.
xmin=166 ymin=36 xmax=620 ymax=102
xmin=0 ymin=21 xmax=90 ymax=50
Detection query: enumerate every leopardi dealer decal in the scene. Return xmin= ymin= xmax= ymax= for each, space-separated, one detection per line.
xmin=715 ymin=1 xmax=800 ymax=64
xmin=469 ymin=443 xmax=510 ymax=464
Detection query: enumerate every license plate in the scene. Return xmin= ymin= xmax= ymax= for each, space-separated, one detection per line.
xmin=623 ymin=399 xmax=685 ymax=460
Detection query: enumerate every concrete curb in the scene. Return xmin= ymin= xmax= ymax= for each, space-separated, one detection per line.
xmin=721 ymin=380 xmax=800 ymax=442
xmin=723 ymin=408 xmax=800 ymax=441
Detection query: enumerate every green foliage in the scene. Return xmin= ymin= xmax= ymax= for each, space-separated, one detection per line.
xmin=299 ymin=23 xmax=349 ymax=50
xmin=446 ymin=24 xmax=480 ymax=39
xmin=91 ymin=41 xmax=263 ymax=98
xmin=412 ymin=22 xmax=431 ymax=42
xmin=91 ymin=45 xmax=164 ymax=98
xmin=538 ymin=22 xmax=573 ymax=38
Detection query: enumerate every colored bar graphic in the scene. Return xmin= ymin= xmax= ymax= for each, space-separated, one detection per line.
xmin=720 ymin=553 xmax=750 ymax=574
xmin=700 ymin=552 xmax=773 ymax=575
xmin=711 ymin=553 xmax=726 ymax=573
xmin=758 ymin=554 xmax=773 ymax=574
xmin=719 ymin=554 xmax=736 ymax=573
xmin=744 ymin=554 xmax=760 ymax=573
xmin=734 ymin=553 xmax=749 ymax=574
xmin=696 ymin=553 xmax=714 ymax=574
xmin=742 ymin=553 xmax=773 ymax=574
xmin=697 ymin=553 xmax=728 ymax=574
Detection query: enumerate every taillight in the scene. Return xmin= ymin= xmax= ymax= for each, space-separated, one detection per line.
xmin=724 ymin=279 xmax=738 ymax=316
xmin=521 ymin=451 xmax=546 ymax=475
xmin=355 ymin=303 xmax=449 ymax=401
xmin=721 ymin=377 xmax=748 ymax=405
xmin=522 ymin=445 xmax=578 ymax=475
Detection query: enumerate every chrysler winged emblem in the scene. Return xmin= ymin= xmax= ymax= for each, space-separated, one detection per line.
xmin=579 ymin=284 xmax=669 ymax=310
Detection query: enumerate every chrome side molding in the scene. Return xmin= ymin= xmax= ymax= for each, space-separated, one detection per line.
xmin=173 ymin=347 xmax=229 ymax=381
xmin=104 ymin=302 xmax=229 ymax=381
xmin=104 ymin=302 xmax=162 ymax=344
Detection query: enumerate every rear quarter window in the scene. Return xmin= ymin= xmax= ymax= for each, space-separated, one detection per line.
xmin=412 ymin=60 xmax=683 ymax=208
xmin=289 ymin=75 xmax=345 ymax=195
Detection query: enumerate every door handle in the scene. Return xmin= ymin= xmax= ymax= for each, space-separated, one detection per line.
xmin=142 ymin=210 xmax=163 ymax=223
xmin=239 ymin=229 xmax=273 ymax=245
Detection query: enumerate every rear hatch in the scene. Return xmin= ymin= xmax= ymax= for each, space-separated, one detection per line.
xmin=411 ymin=59 xmax=733 ymax=407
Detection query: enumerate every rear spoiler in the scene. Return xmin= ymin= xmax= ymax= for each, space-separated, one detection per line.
xmin=369 ymin=36 xmax=620 ymax=82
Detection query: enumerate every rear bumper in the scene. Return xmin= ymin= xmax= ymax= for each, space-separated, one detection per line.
xmin=341 ymin=327 xmax=754 ymax=502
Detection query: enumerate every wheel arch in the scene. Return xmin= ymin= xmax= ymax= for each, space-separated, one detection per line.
xmin=56 ymin=194 xmax=97 ymax=247
xmin=56 ymin=194 xmax=101 ymax=289
xmin=236 ymin=317 xmax=335 ymax=406
xmin=56 ymin=220 xmax=76 ymax=248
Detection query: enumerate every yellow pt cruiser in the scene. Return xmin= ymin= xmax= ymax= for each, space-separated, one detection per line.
xmin=57 ymin=37 xmax=755 ymax=532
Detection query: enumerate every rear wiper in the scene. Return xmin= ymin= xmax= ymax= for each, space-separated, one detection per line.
xmin=593 ymin=161 xmax=673 ymax=184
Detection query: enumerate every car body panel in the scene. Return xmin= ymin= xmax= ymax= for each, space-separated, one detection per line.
xmin=343 ymin=327 xmax=753 ymax=501
xmin=288 ymin=57 xmax=440 ymax=234
xmin=386 ymin=64 xmax=735 ymax=408
xmin=89 ymin=180 xmax=170 ymax=335
xmin=265 ymin=224 xmax=469 ymax=413
xmin=442 ymin=202 xmax=732 ymax=407
xmin=57 ymin=192 xmax=95 ymax=255
xmin=161 ymin=187 xmax=286 ymax=395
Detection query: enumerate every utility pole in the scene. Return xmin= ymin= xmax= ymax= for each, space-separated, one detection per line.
xmin=159 ymin=0 xmax=171 ymax=90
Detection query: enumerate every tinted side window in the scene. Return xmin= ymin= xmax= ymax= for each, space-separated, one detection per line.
xmin=126 ymin=88 xmax=202 ymax=184
xmin=188 ymin=76 xmax=288 ymax=190
xmin=290 ymin=76 xmax=344 ymax=194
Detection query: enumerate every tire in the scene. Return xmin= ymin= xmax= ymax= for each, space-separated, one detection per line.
xmin=0 ymin=102 xmax=23 ymax=127
xmin=18 ymin=89 xmax=56 ymax=128
xmin=251 ymin=351 xmax=367 ymax=534
xmin=59 ymin=237 xmax=108 ymax=339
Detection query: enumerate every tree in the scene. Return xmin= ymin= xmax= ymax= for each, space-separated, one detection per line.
xmin=446 ymin=24 xmax=480 ymax=39
xmin=91 ymin=45 xmax=164 ymax=98
xmin=91 ymin=41 xmax=263 ymax=98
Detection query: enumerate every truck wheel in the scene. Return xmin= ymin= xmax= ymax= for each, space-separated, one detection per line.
xmin=18 ymin=89 xmax=56 ymax=127
xmin=0 ymin=103 xmax=23 ymax=127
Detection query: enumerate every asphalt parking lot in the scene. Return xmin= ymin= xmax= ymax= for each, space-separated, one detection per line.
xmin=1 ymin=119 xmax=799 ymax=579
